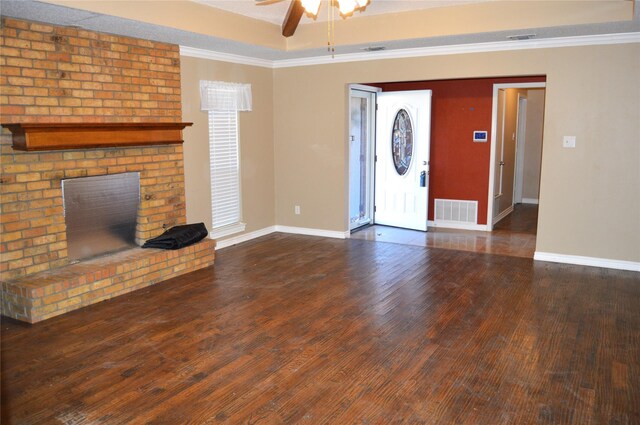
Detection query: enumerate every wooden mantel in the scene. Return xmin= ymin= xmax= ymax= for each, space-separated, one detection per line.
xmin=1 ymin=122 xmax=193 ymax=151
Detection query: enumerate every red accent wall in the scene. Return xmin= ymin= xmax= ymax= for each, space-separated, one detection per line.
xmin=372 ymin=76 xmax=545 ymax=225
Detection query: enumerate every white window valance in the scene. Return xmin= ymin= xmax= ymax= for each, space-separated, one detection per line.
xmin=200 ymin=80 xmax=252 ymax=112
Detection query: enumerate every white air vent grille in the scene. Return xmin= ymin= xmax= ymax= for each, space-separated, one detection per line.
xmin=435 ymin=199 xmax=478 ymax=225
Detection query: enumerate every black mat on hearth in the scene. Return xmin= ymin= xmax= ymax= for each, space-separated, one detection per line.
xmin=142 ymin=223 xmax=208 ymax=250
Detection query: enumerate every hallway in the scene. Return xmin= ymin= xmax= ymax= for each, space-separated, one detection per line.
xmin=351 ymin=204 xmax=538 ymax=258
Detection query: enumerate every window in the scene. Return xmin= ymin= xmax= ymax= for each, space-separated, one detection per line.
xmin=208 ymin=110 xmax=244 ymax=237
xmin=200 ymin=81 xmax=252 ymax=239
xmin=391 ymin=109 xmax=413 ymax=176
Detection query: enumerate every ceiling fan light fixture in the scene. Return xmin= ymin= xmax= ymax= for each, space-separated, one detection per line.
xmin=297 ymin=0 xmax=372 ymax=55
xmin=338 ymin=0 xmax=358 ymax=15
xmin=300 ymin=0 xmax=370 ymax=18
xmin=337 ymin=0 xmax=369 ymax=16
xmin=301 ymin=0 xmax=321 ymax=16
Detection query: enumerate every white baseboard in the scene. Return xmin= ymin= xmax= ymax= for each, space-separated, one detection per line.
xmin=427 ymin=220 xmax=489 ymax=232
xmin=534 ymin=251 xmax=640 ymax=272
xmin=275 ymin=225 xmax=349 ymax=239
xmin=492 ymin=205 xmax=514 ymax=226
xmin=214 ymin=225 xmax=349 ymax=250
xmin=214 ymin=226 xmax=277 ymax=249
xmin=522 ymin=198 xmax=539 ymax=205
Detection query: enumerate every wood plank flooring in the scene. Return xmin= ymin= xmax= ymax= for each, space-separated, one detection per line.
xmin=493 ymin=204 xmax=539 ymax=235
xmin=2 ymin=234 xmax=639 ymax=424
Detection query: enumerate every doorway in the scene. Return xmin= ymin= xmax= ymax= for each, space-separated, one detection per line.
xmin=488 ymin=83 xmax=546 ymax=229
xmin=348 ymin=77 xmax=546 ymax=258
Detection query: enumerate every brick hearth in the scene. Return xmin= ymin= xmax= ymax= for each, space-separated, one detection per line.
xmin=2 ymin=240 xmax=216 ymax=323
xmin=1 ymin=18 xmax=216 ymax=323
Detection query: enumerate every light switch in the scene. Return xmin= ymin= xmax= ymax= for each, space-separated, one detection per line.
xmin=563 ymin=136 xmax=576 ymax=148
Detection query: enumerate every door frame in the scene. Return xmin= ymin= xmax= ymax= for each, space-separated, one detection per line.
xmin=513 ymin=94 xmax=528 ymax=204
xmin=346 ymin=84 xmax=380 ymax=233
xmin=487 ymin=82 xmax=545 ymax=230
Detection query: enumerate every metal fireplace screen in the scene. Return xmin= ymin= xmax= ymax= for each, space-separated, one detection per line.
xmin=62 ymin=172 xmax=140 ymax=261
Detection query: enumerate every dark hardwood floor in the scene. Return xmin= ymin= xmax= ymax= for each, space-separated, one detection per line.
xmin=2 ymin=234 xmax=639 ymax=424
xmin=494 ymin=204 xmax=539 ymax=235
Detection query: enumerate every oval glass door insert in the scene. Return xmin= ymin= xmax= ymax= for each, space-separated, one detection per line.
xmin=391 ymin=109 xmax=413 ymax=175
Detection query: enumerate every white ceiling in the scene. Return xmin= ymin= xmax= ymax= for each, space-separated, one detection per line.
xmin=195 ymin=0 xmax=487 ymax=26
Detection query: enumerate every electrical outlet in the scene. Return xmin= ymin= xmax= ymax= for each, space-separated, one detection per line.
xmin=294 ymin=205 xmax=300 ymax=215
xmin=563 ymin=136 xmax=576 ymax=148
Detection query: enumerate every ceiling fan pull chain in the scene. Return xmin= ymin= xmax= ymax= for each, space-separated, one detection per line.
xmin=332 ymin=1 xmax=336 ymax=55
xmin=327 ymin=2 xmax=331 ymax=52
xmin=327 ymin=0 xmax=335 ymax=56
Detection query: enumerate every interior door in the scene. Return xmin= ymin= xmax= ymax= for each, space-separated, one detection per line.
xmin=375 ymin=90 xmax=431 ymax=231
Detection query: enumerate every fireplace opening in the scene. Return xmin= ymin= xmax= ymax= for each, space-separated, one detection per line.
xmin=62 ymin=172 xmax=140 ymax=262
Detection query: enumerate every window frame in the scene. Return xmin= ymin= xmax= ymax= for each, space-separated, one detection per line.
xmin=208 ymin=109 xmax=245 ymax=239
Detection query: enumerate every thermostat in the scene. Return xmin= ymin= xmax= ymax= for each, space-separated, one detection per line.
xmin=473 ymin=130 xmax=488 ymax=143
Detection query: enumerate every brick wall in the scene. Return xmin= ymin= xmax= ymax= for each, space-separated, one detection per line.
xmin=0 ymin=17 xmax=181 ymax=123
xmin=0 ymin=18 xmax=188 ymax=281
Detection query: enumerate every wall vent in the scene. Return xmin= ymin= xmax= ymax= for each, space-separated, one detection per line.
xmin=507 ymin=33 xmax=537 ymax=41
xmin=434 ymin=199 xmax=478 ymax=226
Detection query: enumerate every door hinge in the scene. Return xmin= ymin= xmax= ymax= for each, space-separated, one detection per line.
xmin=375 ymin=155 xmax=378 ymax=162
xmin=375 ymin=103 xmax=378 ymax=111
xmin=374 ymin=205 xmax=377 ymax=212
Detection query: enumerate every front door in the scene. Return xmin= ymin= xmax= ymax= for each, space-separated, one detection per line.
xmin=375 ymin=90 xmax=432 ymax=231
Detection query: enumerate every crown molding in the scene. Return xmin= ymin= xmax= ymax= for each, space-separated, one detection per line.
xmin=179 ymin=46 xmax=274 ymax=68
xmin=180 ymin=32 xmax=640 ymax=69
xmin=272 ymin=32 xmax=640 ymax=68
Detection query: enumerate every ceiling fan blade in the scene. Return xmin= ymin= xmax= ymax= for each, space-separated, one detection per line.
xmin=282 ymin=0 xmax=304 ymax=37
xmin=255 ymin=0 xmax=285 ymax=5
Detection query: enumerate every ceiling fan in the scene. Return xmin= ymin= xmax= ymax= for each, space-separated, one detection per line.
xmin=256 ymin=0 xmax=370 ymax=37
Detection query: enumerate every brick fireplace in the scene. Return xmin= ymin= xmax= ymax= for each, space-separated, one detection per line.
xmin=0 ymin=18 xmax=216 ymax=323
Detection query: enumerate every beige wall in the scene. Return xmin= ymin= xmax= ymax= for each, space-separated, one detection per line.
xmin=178 ymin=43 xmax=639 ymax=263
xmin=273 ymin=43 xmax=640 ymax=262
xmin=535 ymin=44 xmax=639 ymax=262
xmin=180 ymin=56 xmax=275 ymax=238
xmin=523 ymin=89 xmax=546 ymax=201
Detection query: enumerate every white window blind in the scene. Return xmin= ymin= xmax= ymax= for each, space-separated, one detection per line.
xmin=201 ymin=80 xmax=251 ymax=239
xmin=208 ymin=110 xmax=243 ymax=236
